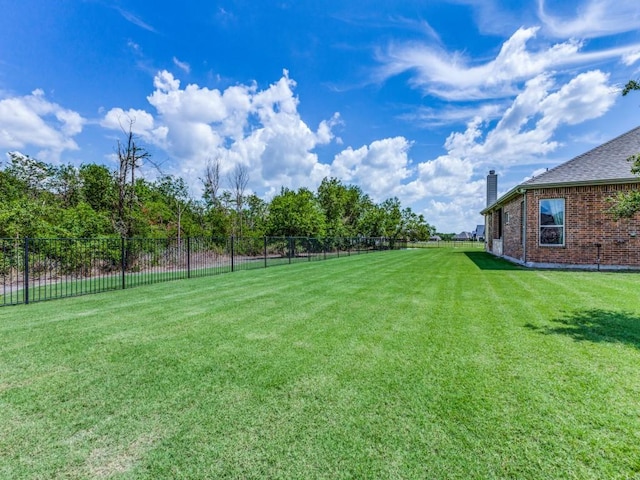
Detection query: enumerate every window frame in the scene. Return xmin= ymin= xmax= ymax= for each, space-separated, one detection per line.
xmin=539 ymin=198 xmax=565 ymax=247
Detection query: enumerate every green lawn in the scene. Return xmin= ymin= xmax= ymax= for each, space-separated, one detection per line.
xmin=1 ymin=248 xmax=640 ymax=479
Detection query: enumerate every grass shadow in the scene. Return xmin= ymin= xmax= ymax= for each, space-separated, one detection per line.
xmin=525 ymin=309 xmax=640 ymax=349
xmin=463 ymin=251 xmax=523 ymax=270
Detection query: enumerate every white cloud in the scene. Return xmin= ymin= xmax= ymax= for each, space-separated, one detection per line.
xmin=103 ymin=70 xmax=341 ymax=196
xmin=172 ymin=57 xmax=191 ymax=74
xmin=399 ymin=103 xmax=503 ymax=127
xmin=376 ymin=26 xmax=640 ymax=101
xmin=389 ymin=68 xmax=617 ymax=231
xmin=0 ymin=89 xmax=85 ymax=161
xmin=623 ymin=51 xmax=640 ymax=67
xmin=97 ymin=62 xmax=618 ymax=233
xmin=100 ymin=107 xmax=168 ymax=146
xmin=330 ymin=137 xmax=412 ymax=200
xmin=427 ymin=193 xmax=486 ymax=234
xmin=114 ymin=7 xmax=157 ymax=33
xmin=538 ymin=0 xmax=640 ymax=38
xmin=423 ymin=69 xmax=616 ymax=169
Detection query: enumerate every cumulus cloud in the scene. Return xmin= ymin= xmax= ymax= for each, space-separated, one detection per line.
xmin=387 ymin=68 xmax=617 ymax=231
xmin=95 ymin=57 xmax=618 ymax=233
xmin=100 ymin=107 xmax=168 ymax=146
xmin=0 ymin=89 xmax=84 ymax=161
xmin=331 ymin=137 xmax=412 ymax=200
xmin=103 ymin=70 xmax=341 ymax=196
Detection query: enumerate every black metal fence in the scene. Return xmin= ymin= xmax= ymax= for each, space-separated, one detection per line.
xmin=1 ymin=236 xmax=405 ymax=307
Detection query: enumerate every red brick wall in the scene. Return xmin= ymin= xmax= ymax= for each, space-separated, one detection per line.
xmin=502 ymin=196 xmax=525 ymax=261
xmin=524 ymin=184 xmax=640 ymax=267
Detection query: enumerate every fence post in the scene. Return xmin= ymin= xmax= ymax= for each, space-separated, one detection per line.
xmin=288 ymin=237 xmax=292 ymax=264
xmin=121 ymin=237 xmax=126 ymax=290
xmin=264 ymin=236 xmax=268 ymax=269
xmin=231 ymin=236 xmax=235 ymax=272
xmin=187 ymin=237 xmax=191 ymax=279
xmin=23 ymin=237 xmax=29 ymax=305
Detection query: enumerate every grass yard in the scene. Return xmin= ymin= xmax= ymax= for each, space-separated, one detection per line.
xmin=1 ymin=248 xmax=640 ymax=479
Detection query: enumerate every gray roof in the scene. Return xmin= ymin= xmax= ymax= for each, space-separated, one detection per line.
xmin=475 ymin=225 xmax=485 ymax=236
xmin=482 ymin=126 xmax=640 ymax=214
xmin=521 ymin=126 xmax=640 ymax=187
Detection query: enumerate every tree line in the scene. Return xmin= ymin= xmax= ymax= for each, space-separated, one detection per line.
xmin=0 ymin=131 xmax=435 ymax=241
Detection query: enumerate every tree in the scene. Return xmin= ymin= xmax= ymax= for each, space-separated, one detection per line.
xmin=157 ymin=175 xmax=191 ymax=246
xmin=244 ymin=194 xmax=268 ymax=237
xmin=622 ymin=80 xmax=640 ymax=96
xmin=79 ymin=164 xmax=115 ymax=213
xmin=202 ymin=157 xmax=221 ymax=208
xmin=5 ymin=152 xmax=53 ymax=200
xmin=317 ymin=177 xmax=373 ymax=237
xmin=267 ymin=187 xmax=326 ymax=237
xmin=228 ymin=164 xmax=249 ymax=236
xmin=401 ymin=208 xmax=435 ymax=241
xmin=50 ymin=164 xmax=81 ymax=208
xmin=114 ymin=121 xmax=150 ymax=237
xmin=609 ymin=81 xmax=640 ymax=219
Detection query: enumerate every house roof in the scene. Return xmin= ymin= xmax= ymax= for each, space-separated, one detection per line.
xmin=521 ymin=126 xmax=640 ymax=188
xmin=481 ymin=126 xmax=640 ymax=214
xmin=475 ymin=225 xmax=485 ymax=236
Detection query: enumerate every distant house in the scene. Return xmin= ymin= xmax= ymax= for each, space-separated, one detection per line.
xmin=474 ymin=225 xmax=485 ymax=241
xmin=429 ymin=235 xmax=442 ymax=242
xmin=454 ymin=231 xmax=473 ymax=241
xmin=481 ymin=127 xmax=640 ymax=269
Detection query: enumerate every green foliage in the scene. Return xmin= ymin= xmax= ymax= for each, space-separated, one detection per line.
xmin=79 ymin=163 xmax=114 ymax=212
xmin=608 ymin=82 xmax=640 ymax=219
xmin=437 ymin=232 xmax=456 ymax=241
xmin=58 ymin=202 xmax=112 ymax=238
xmin=622 ymin=79 xmax=640 ymax=96
xmin=608 ymin=190 xmax=640 ymax=219
xmin=317 ymin=177 xmax=363 ymax=236
xmin=267 ymin=187 xmax=326 ymax=237
xmin=1 ymin=147 xmax=437 ymax=240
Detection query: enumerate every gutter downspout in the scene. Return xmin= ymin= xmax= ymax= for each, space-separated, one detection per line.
xmin=522 ymin=192 xmax=527 ymax=264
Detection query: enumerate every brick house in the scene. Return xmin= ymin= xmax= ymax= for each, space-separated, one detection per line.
xmin=481 ymin=127 xmax=640 ymax=269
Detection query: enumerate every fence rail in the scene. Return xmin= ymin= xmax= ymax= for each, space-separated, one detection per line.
xmin=1 ymin=236 xmax=406 ymax=307
xmin=409 ymin=240 xmax=485 ymax=249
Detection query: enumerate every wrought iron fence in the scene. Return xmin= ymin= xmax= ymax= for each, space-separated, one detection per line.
xmin=0 ymin=236 xmax=405 ymax=306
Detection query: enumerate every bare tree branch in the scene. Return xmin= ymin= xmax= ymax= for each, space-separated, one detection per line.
xmin=227 ymin=164 xmax=249 ymax=236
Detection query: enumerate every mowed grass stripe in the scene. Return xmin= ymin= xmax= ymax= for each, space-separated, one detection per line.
xmin=1 ymin=249 xmax=640 ymax=479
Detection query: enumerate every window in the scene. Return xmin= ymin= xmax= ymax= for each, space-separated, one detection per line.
xmin=504 ymin=211 xmax=510 ymax=225
xmin=539 ymin=199 xmax=564 ymax=246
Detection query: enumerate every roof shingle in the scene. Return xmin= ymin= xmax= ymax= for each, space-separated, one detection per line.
xmin=521 ymin=126 xmax=640 ymax=187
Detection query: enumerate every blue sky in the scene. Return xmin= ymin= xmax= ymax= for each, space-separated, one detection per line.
xmin=1 ymin=0 xmax=640 ymax=232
